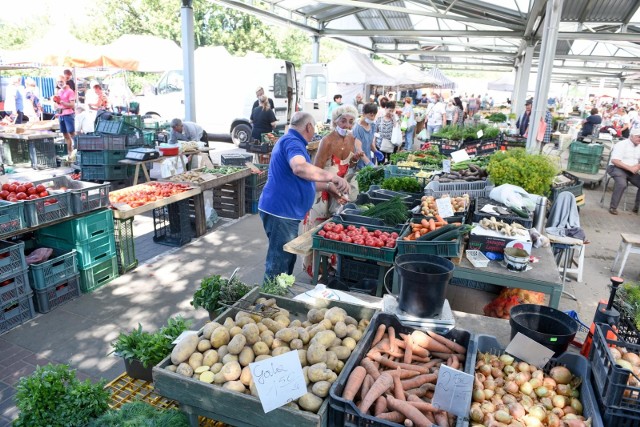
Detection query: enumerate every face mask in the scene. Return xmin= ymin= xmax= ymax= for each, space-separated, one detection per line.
xmin=57 ymin=82 xmax=65 ymax=88
xmin=364 ymin=118 xmax=374 ymax=124
xmin=336 ymin=126 xmax=348 ymax=137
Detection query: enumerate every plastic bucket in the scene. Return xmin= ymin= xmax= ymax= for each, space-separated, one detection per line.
xmin=509 ymin=304 xmax=578 ymax=356
xmin=395 ymin=254 xmax=454 ymax=318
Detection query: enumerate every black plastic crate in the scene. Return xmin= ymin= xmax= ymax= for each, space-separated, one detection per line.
xmin=220 ymin=153 xmax=253 ymax=166
xmin=114 ymin=218 xmax=138 ymax=274
xmin=0 ymin=294 xmax=35 ymax=334
xmin=550 ymin=171 xmax=584 ymax=202
xmin=76 ymin=134 xmax=128 ymax=151
xmin=152 ymin=199 xmax=192 ymax=247
xmin=31 ymin=139 xmax=57 ymax=169
xmin=32 ymin=274 xmax=81 ymax=314
xmin=2 ymin=139 xmax=30 ymax=165
xmin=337 ymin=256 xmax=382 ymax=286
xmin=245 ymin=142 xmax=273 ymax=153
xmin=472 ymin=197 xmax=533 ymax=228
xmin=328 ymin=312 xmax=473 ymax=427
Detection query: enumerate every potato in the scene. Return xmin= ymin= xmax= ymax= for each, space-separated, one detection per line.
xmin=346 ymin=324 xmax=357 ymax=334
xmin=262 ymin=318 xmax=282 ymax=334
xmin=336 ymin=361 xmax=344 ymax=374
xmin=290 ymin=338 xmax=304 ymax=350
xmin=298 ymin=392 xmax=323 ymax=413
xmin=176 ymin=363 xmax=194 ymax=377
xmin=347 ymin=329 xmax=363 ymax=341
xmin=229 ymin=326 xmax=242 ymax=337
xmin=210 ymin=327 xmax=231 ymax=349
xmin=166 ymin=365 xmax=177 ymax=372
xmin=202 ymin=322 xmax=221 ymax=340
xmin=302 ymin=366 xmax=309 ymax=385
xmin=312 ymin=330 xmax=337 ymax=348
xmin=203 ymin=349 xmax=219 ymax=366
xmin=325 ymin=351 xmax=338 ymax=371
xmin=342 ymin=337 xmax=357 ymax=351
xmin=307 ymin=342 xmax=327 ymax=365
xmin=221 ymin=361 xmax=242 ymax=381
xmin=272 ymin=346 xmax=291 ymax=357
xmin=242 ymin=323 xmax=260 ymax=345
xmin=236 ymin=316 xmax=255 ymax=328
xmin=199 ymin=371 xmax=214 ymax=383
xmin=330 ymin=337 xmax=342 ymax=348
xmin=257 ymin=323 xmax=268 ymax=333
xmin=302 ymin=320 xmax=312 ymax=328
xmin=297 ymin=349 xmax=308 ymax=367
xmin=218 ymin=345 xmax=229 ymax=360
xmin=255 ymin=355 xmax=272 ymax=362
xmin=238 ymin=346 xmax=255 ymax=366
xmin=197 ymin=339 xmax=212 ymax=352
xmin=222 ymin=354 xmax=238 ymax=364
xmin=296 ymin=328 xmax=310 ymax=344
xmin=271 ymin=338 xmax=288 ymax=349
xmin=319 ymin=319 xmax=333 ymax=330
xmin=329 ymin=346 xmax=351 ymax=361
xmin=255 ymin=297 xmax=268 ymax=305
xmin=358 ymin=319 xmax=370 ymax=330
xmin=286 ymin=402 xmax=300 ymax=410
xmin=274 ymin=315 xmax=290 ymax=328
xmin=223 ymin=317 xmax=235 ymax=329
xmin=312 ymin=381 xmax=331 ymax=398
xmin=275 ymin=328 xmax=298 ymax=343
xmin=324 ymin=307 xmax=347 ymax=325
xmin=235 ymin=311 xmax=251 ymax=322
xmin=308 ymin=324 xmax=326 ymax=339
xmin=260 ymin=330 xmax=274 ymax=348
xmin=326 ymin=371 xmax=338 ymax=383
xmin=289 ymin=319 xmax=302 ymax=328
xmin=210 ymin=362 xmax=223 ymax=374
xmin=240 ymin=366 xmax=252 ymax=386
xmin=344 ymin=316 xmax=357 ymax=326
xmin=333 ymin=321 xmax=347 ymax=339
xmin=188 ymin=352 xmax=204 ymax=370
xmin=252 ymin=341 xmax=270 ymax=356
xmin=307 ymin=308 xmax=325 ymax=324
xmin=194 ymin=365 xmax=210 ymax=374
xmin=228 ymin=334 xmax=247 ymax=355
xmin=263 ymin=298 xmax=276 ymax=307
xmin=214 ymin=372 xmax=226 ymax=384
xmin=249 ymin=379 xmax=259 ymax=397
xmin=277 ymin=308 xmax=290 ymax=318
xmin=171 ymin=333 xmax=199 ymax=365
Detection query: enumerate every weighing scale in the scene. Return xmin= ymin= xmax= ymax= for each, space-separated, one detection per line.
xmin=382 ymin=295 xmax=455 ymax=333
xmin=125 ymin=148 xmax=160 ymax=161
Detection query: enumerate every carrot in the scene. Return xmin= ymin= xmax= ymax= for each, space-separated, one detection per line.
xmin=374 ymin=396 xmax=388 ymax=416
xmin=361 ymin=358 xmax=380 ymax=380
xmin=343 ymin=366 xmax=367 ymax=401
xmin=387 ymin=369 xmax=422 ymax=379
xmin=435 ymin=214 xmax=446 ymax=224
xmin=425 ymin=411 xmax=436 ymax=424
xmin=403 ymin=334 xmax=413 ymax=365
xmin=372 ymin=324 xmax=386 ymax=347
xmin=434 ymin=411 xmax=450 ymax=427
xmin=376 ymin=411 xmax=406 ymax=423
xmin=421 ymin=218 xmax=429 ymax=228
xmin=421 ymin=359 xmax=443 ymax=369
xmin=387 ymin=395 xmax=433 ymax=427
xmin=369 ymin=353 xmax=430 ymax=374
xmin=361 ymin=374 xmax=374 ymax=402
xmin=359 ymin=372 xmax=394 ymax=413
xmin=405 ymin=382 xmax=435 ymax=397
xmin=447 ymin=354 xmax=460 ymax=370
xmin=398 ymin=335 xmax=431 ymax=358
xmin=401 ymin=373 xmax=439 ymax=390
xmin=407 ymin=394 xmax=439 ymax=413
xmin=393 ymin=371 xmax=406 ymax=400
xmin=428 ymin=218 xmax=436 ymax=231
xmin=388 ymin=327 xmax=397 ymax=353
xmin=426 ymin=330 xmax=466 ymax=354
xmin=430 ymin=352 xmax=465 ymax=362
xmin=410 ymin=331 xmax=451 ymax=353
xmin=414 ymin=231 xmax=421 ymax=239
xmin=410 ymin=355 xmax=432 ymax=363
xmin=404 ymin=419 xmax=414 ymax=427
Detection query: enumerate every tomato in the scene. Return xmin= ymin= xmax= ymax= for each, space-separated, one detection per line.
xmin=28 ymin=195 xmax=38 ymax=200
xmin=8 ymin=185 xmax=17 ymax=193
xmin=365 ymin=239 xmax=375 ymax=247
xmin=39 ymin=191 xmax=49 ymax=197
xmin=48 ymin=198 xmax=57 ymax=204
xmin=324 ymin=222 xmax=336 ymax=232
xmin=346 ymin=225 xmax=356 ymax=231
xmin=15 ymin=185 xmax=26 ymax=193
xmin=379 ymin=235 xmax=388 ymax=242
xmin=353 ymin=238 xmax=364 ymax=245
xmin=7 ymin=197 xmax=17 ymax=202
xmin=391 ymin=232 xmax=399 ymax=239
xmin=1 ymin=184 xmax=9 ymax=191
xmin=385 ymin=242 xmax=395 ymax=248
xmin=0 ymin=191 xmax=7 ymax=199
xmin=373 ymin=230 xmax=382 ymax=237
xmin=359 ymin=227 xmax=368 ymax=233
xmin=7 ymin=192 xmax=15 ymax=199
xmin=342 ymin=236 xmax=352 ymax=243
xmin=318 ymin=230 xmax=326 ymax=237
xmin=375 ymin=239 xmax=384 ymax=247
xmin=24 ymin=182 xmax=33 ymax=189
xmin=333 ymin=224 xmax=344 ymax=233
xmin=16 ymin=192 xmax=26 ymax=200
xmin=35 ymin=184 xmax=46 ymax=193
xmin=382 ymin=232 xmax=390 ymax=237
xmin=329 ymin=233 xmax=340 ymax=241
xmin=27 ymin=187 xmax=36 ymax=195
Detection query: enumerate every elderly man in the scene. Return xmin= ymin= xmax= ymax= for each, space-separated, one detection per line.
xmin=258 ymin=111 xmax=350 ymax=282
xmin=168 ymin=118 xmax=207 ymax=144
xmin=607 ymin=127 xmax=640 ymax=215
xmin=252 ymin=86 xmax=274 ymax=110
xmin=516 ymin=100 xmax=533 ymax=137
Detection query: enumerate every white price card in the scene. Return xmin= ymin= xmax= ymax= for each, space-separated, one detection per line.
xmin=250 ymin=350 xmax=306 ymax=413
xmin=432 ymin=364 xmax=474 ymax=417
xmin=172 ymin=331 xmax=198 ymax=345
xmin=477 ymin=129 xmax=484 ymax=139
xmin=505 ymin=332 xmax=555 ymax=368
xmin=436 ymin=197 xmax=455 ymax=219
xmin=442 ymin=159 xmax=451 ymax=173
xmin=450 ymin=149 xmax=470 ymax=163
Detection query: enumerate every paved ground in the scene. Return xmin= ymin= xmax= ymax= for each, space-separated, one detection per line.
xmin=0 ymin=141 xmax=639 ymax=425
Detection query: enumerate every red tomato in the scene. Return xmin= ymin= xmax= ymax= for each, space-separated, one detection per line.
xmin=15 ymin=185 xmax=26 ymax=193
xmin=353 ymin=238 xmax=365 ymax=245
xmin=8 ymin=185 xmax=17 ymax=193
xmin=359 ymin=227 xmax=368 ymax=233
xmin=7 ymin=192 xmax=15 ymax=199
xmin=0 ymin=190 xmax=8 ymax=199
xmin=28 ymin=195 xmax=38 ymax=200
xmin=346 ymin=225 xmax=356 ymax=231
xmin=323 ymin=222 xmax=335 ymax=232
xmin=342 ymin=236 xmax=352 ymax=243
xmin=27 ymin=187 xmax=36 ymax=195
xmin=16 ymin=192 xmax=27 ymax=200
xmin=375 ymin=239 xmax=384 ymax=247
xmin=373 ymin=230 xmax=382 ymax=237
xmin=7 ymin=197 xmax=17 ymax=202
xmin=333 ymin=224 xmax=344 ymax=233
xmin=39 ymin=191 xmax=49 ymax=197
xmin=48 ymin=198 xmax=57 ymax=204
xmin=24 ymin=182 xmax=34 ymax=189
xmin=35 ymin=184 xmax=46 ymax=193
xmin=385 ymin=242 xmax=395 ymax=248
xmin=380 ymin=235 xmax=388 ymax=242
xmin=365 ymin=239 xmax=375 ymax=247
xmin=1 ymin=184 xmax=9 ymax=191
xmin=318 ymin=230 xmax=326 ymax=237
xmin=391 ymin=232 xmax=399 ymax=239
xmin=330 ymin=233 xmax=340 ymax=241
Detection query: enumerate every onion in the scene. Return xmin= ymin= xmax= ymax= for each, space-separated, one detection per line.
xmin=504 ymin=365 xmax=516 ymax=375
xmin=495 ymin=409 xmax=512 ymax=423
xmin=522 ymin=414 xmax=544 ymax=427
xmin=472 ymin=389 xmax=485 ymax=403
xmin=495 ymin=387 xmax=506 ymax=396
xmin=542 ymin=377 xmax=557 ymax=389
xmin=563 ymin=405 xmax=576 ymax=415
xmin=520 ymin=395 xmax=533 ymax=410
xmin=622 ymin=352 xmax=640 ymax=366
xmin=552 ymin=395 xmax=566 ymax=408
xmin=479 ymin=363 xmax=492 ymax=377
xmin=546 ymin=412 xmax=561 ymax=427
xmin=502 ymin=394 xmax=517 ymax=405
xmin=528 ymin=404 xmax=546 ymax=421
xmin=481 ymin=401 xmax=496 ymax=414
xmin=518 ymin=362 xmax=531 ymax=372
xmin=476 ymin=372 xmax=486 ymax=383
xmin=470 ymin=405 xmax=483 ymax=422
xmin=519 ymin=381 xmax=533 ymax=395
xmin=484 ymin=378 xmax=496 ymax=390
xmin=491 ymin=394 xmax=503 ymax=406
xmin=531 ymin=369 xmax=544 ymax=380
xmin=610 ymin=347 xmax=622 ymax=360
xmin=484 ymin=389 xmax=495 ymax=400
xmin=551 ymin=407 xmax=564 ymax=418
xmin=540 ymin=396 xmax=553 ymax=410
xmin=570 ymin=397 xmax=583 ymax=415
xmin=508 ymin=401 xmax=525 ymax=419
xmin=514 ymin=372 xmax=528 ymax=386
xmin=556 ymin=384 xmax=572 ymax=396
xmin=505 ymin=380 xmax=519 ymax=395
xmin=616 ymin=359 xmax=633 ymax=371
xmin=549 ymin=366 xmax=572 ymax=385
xmin=534 ymin=386 xmax=548 ymax=397
xmin=529 ymin=377 xmax=542 ymax=389
xmin=492 ymin=366 xmax=504 ymax=378
xmin=495 ymin=377 xmax=505 ymax=387
xmin=500 ymin=354 xmax=515 ymax=365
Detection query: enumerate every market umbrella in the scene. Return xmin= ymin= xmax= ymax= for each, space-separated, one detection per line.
xmin=427 ymin=67 xmax=457 ymax=89
xmin=100 ymin=35 xmax=182 ymax=72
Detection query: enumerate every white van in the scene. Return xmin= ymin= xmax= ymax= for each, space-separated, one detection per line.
xmin=136 ymin=48 xmax=297 ymax=145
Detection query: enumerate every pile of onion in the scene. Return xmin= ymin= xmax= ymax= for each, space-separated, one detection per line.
xmin=470 ymin=352 xmax=591 ymax=427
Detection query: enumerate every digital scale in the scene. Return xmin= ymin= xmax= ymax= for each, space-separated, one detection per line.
xmin=382 ymin=295 xmax=455 ymax=333
xmin=125 ymin=148 xmax=160 ymax=161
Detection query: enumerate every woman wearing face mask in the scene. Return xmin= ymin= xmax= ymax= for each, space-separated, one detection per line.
xmin=352 ymin=103 xmax=380 ymax=168
xmin=301 ymin=105 xmax=362 ymax=276
xmin=445 ymin=100 xmax=455 ymax=126
xmin=375 ymin=101 xmax=398 ymax=163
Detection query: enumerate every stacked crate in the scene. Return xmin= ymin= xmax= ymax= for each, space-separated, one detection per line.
xmin=244 ymin=164 xmax=268 ymax=214
xmin=76 ymin=132 xmax=144 ymax=182
xmin=0 ymin=241 xmax=35 ymax=334
xmin=27 ymin=246 xmax=80 ymax=314
xmin=35 ymin=210 xmax=119 ymax=293
xmin=567 ymin=142 xmax=604 ymax=175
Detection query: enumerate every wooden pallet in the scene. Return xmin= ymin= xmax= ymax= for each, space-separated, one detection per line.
xmin=212 ymin=180 xmax=245 ymax=219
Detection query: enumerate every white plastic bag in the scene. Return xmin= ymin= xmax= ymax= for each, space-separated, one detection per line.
xmin=380 ymin=138 xmax=395 ymax=153
xmin=391 ymin=124 xmax=403 ymax=146
xmin=489 ymin=184 xmax=538 ymax=211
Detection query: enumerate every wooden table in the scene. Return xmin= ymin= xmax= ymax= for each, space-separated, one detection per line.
xmin=111 ymin=186 xmax=202 ymax=220
xmin=119 ymin=149 xmax=219 ymax=186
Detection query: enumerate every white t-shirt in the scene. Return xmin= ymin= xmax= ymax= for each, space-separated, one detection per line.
xmin=428 ymin=102 xmax=446 ymax=126
xmin=610 ymin=138 xmax=640 ymax=167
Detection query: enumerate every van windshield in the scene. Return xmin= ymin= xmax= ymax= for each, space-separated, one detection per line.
xmin=158 ymin=70 xmax=184 ymax=94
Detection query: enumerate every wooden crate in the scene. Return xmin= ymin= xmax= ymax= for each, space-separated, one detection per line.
xmin=212 ymin=180 xmax=245 ymax=219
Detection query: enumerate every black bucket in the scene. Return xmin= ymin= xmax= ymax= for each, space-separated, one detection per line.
xmin=509 ymin=304 xmax=578 ymax=356
xmin=395 ymin=254 xmax=454 ymax=318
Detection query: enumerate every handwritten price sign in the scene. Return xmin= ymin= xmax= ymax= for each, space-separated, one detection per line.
xmin=432 ymin=364 xmax=474 ymax=417
xmin=250 ymin=350 xmax=306 ymax=413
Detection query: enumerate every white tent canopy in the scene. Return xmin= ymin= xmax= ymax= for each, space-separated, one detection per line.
xmin=100 ymin=35 xmax=182 ymax=72
xmin=488 ymin=72 xmax=537 ymax=92
xmin=375 ymin=62 xmax=439 ymax=89
xmin=326 ymin=49 xmax=397 ymax=86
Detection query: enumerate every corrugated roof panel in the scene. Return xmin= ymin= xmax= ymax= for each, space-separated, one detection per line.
xmin=562 ymin=0 xmax=638 ymax=22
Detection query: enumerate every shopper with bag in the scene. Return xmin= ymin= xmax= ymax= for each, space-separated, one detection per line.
xmin=401 ymin=97 xmax=417 ymax=151
xmin=425 ymin=93 xmax=447 ymax=136
xmin=352 ymin=102 xmax=381 ymax=168
xmin=375 ymin=101 xmax=398 ymax=163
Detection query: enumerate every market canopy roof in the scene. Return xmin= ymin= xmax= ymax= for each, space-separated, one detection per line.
xmin=427 ymin=67 xmax=457 ymax=90
xmin=100 ymin=35 xmax=182 ymax=72
xmin=326 ymin=48 xmax=397 ymax=86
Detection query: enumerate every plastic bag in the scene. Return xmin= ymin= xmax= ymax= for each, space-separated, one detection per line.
xmin=391 ymin=124 xmax=403 ymax=146
xmin=400 ymin=116 xmax=409 ymax=132
xmin=26 ymin=247 xmax=53 ymax=265
xmin=417 ymin=128 xmax=428 ymax=141
xmin=483 ymin=288 xmax=545 ymax=319
xmin=203 ymin=190 xmax=219 ymax=229
xmin=489 ymin=184 xmax=538 ymax=211
xmin=380 ymin=138 xmax=395 ymax=153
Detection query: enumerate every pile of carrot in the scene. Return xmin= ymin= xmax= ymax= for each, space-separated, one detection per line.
xmin=403 ymin=217 xmax=460 ymax=241
xmin=340 ymin=324 xmax=467 ymax=427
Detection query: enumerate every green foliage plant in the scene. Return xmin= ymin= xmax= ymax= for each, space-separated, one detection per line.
xmin=487 ymin=148 xmax=559 ymax=196
xmin=262 ymin=274 xmax=295 ymax=296
xmin=355 ymin=166 xmax=385 ymax=192
xmin=191 ymin=274 xmax=252 ymax=313
xmin=13 ymin=363 xmax=109 ymax=427
xmin=88 ymin=401 xmax=190 ymax=427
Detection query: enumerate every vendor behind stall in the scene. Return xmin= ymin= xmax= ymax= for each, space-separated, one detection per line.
xmin=168 ymin=118 xmax=208 ymax=144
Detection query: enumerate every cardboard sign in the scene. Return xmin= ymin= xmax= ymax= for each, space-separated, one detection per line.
xmin=250 ymin=350 xmax=306 ymax=413
xmin=450 ymin=149 xmax=470 ymax=163
xmin=432 ymin=364 xmax=474 ymax=417
xmin=442 ymin=159 xmax=451 ymax=173
xmin=477 ymin=129 xmax=484 ymax=139
xmin=505 ymin=332 xmax=555 ymax=368
xmin=172 ymin=331 xmax=198 ymax=345
xmin=436 ymin=197 xmax=455 ymax=219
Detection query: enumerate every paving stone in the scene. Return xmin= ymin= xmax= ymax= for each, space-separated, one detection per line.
xmin=0 ymin=360 xmax=38 ymax=387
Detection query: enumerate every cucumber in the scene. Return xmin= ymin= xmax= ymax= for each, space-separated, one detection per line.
xmin=417 ymin=223 xmax=459 ymax=241
xmin=433 ymin=225 xmax=473 ymax=241
xmin=510 ymin=206 xmax=530 ymax=218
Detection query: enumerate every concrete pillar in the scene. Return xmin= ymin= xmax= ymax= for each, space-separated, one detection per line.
xmin=617 ymin=78 xmax=625 ymax=105
xmin=311 ymin=36 xmax=320 ymax=63
xmin=181 ymin=1 xmax=196 ymax=122
xmin=514 ymin=44 xmax=534 ymax=120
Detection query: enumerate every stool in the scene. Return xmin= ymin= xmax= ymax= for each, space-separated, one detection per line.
xmin=548 ymin=234 xmax=586 ymax=301
xmin=612 ymin=233 xmax=640 ymax=277
xmin=600 ymin=172 xmax=630 ymax=211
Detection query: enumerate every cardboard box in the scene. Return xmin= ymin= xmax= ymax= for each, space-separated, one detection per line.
xmin=467 ymin=223 xmax=532 ymax=254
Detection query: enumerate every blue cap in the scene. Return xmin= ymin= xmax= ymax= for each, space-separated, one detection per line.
xmin=374 ymin=151 xmax=385 ymax=162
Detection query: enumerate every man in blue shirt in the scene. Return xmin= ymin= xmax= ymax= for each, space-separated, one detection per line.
xmin=259 ymin=112 xmax=350 ymax=282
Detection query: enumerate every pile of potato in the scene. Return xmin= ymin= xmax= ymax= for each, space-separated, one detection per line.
xmin=420 ymin=194 xmax=470 ymax=216
xmin=165 ymin=298 xmax=370 ymax=414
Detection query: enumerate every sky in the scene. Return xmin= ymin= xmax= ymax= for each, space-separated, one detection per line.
xmin=1 ymin=0 xmax=91 ymax=24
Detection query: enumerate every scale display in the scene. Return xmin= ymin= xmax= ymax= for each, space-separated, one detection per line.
xmin=126 ymin=148 xmax=160 ymax=161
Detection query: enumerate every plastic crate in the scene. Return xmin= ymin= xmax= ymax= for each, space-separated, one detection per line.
xmin=23 ymin=191 xmax=72 ymax=228
xmin=32 ymin=139 xmax=57 ymax=168
xmin=425 ymin=179 xmax=493 ymax=198
xmin=152 ymin=200 xmax=192 ymax=247
xmin=471 ymin=334 xmax=603 ymax=427
xmin=0 ymin=268 xmax=30 ymax=304
xmin=472 ymin=197 xmax=534 ymax=228
xmin=245 ymin=199 xmax=259 ymax=214
xmin=312 ymin=219 xmax=400 ymax=264
xmin=78 ymin=255 xmax=118 ymax=293
xmin=328 ymin=312 xmax=473 ymax=427
xmin=245 ymin=183 xmax=264 ymax=203
xmin=0 ymin=201 xmax=26 ymax=237
xmin=335 ymin=209 xmax=387 ymax=228
xmin=0 ymin=240 xmax=27 ymax=283
xmin=114 ymin=218 xmax=138 ymax=274
xmin=78 ymin=150 xmax=127 ymax=166
xmin=76 ymin=134 xmax=128 ymax=151
xmin=37 ymin=231 xmax=116 ymax=270
xmin=550 ymin=171 xmax=584 ymax=202
xmin=397 ymin=221 xmax=464 ymax=257
xmin=220 ymin=153 xmax=253 ymax=166
xmin=567 ymin=154 xmax=600 ymax=175
xmin=70 ymin=182 xmax=110 ymax=215
xmin=2 ymin=139 xmax=30 ymax=165
xmin=337 ymin=256 xmax=381 ymax=286
xmin=475 ymin=139 xmax=501 ymax=156
xmin=37 ymin=209 xmax=114 ymax=245
xmin=0 ymin=294 xmax=35 ymax=334
xmin=143 ymin=130 xmax=155 ymax=146
xmin=246 ymin=142 xmax=273 ymax=153
xmin=81 ymin=165 xmax=130 ymax=181
xmin=28 ymin=249 xmax=78 ymax=291
xmin=95 ymin=118 xmax=139 ymax=135
xmin=383 ymin=165 xmax=433 ymax=188
xmin=54 ymin=142 xmax=68 ymax=157
xmin=570 ymin=141 xmax=605 ymax=156
xmin=245 ymin=164 xmax=269 ymax=187
xmin=113 ymin=114 xmax=143 ymax=129
xmin=32 ymin=274 xmax=81 ymax=314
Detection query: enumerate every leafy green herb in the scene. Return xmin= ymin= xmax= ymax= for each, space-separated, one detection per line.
xmin=487 ymin=148 xmax=558 ymax=196
xmin=361 ymin=196 xmax=409 ymax=225
xmin=355 ymin=166 xmax=385 ymax=192
xmin=486 ymin=113 xmax=507 ymax=123
xmin=381 ymin=177 xmax=423 ymax=193
xmin=191 ymin=274 xmax=252 ymax=313
xmin=262 ymin=273 xmax=295 ymax=296
xmin=88 ymin=401 xmax=190 ymax=427
xmin=201 ymin=166 xmax=244 ymax=175
xmin=14 ymin=363 xmax=109 ymax=427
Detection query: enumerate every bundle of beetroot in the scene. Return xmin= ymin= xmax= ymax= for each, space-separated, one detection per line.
xmin=339 ymin=323 xmax=467 ymax=427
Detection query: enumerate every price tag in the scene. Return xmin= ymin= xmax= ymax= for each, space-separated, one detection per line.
xmin=172 ymin=331 xmax=198 ymax=345
xmin=432 ymin=364 xmax=474 ymax=417
xmin=505 ymin=332 xmax=555 ymax=368
xmin=450 ymin=149 xmax=470 ymax=163
xmin=436 ymin=197 xmax=455 ymax=218
xmin=250 ymin=350 xmax=306 ymax=413
xmin=199 ymin=173 xmax=217 ymax=181
xmin=477 ymin=129 xmax=484 ymax=139
xmin=442 ymin=159 xmax=451 ymax=173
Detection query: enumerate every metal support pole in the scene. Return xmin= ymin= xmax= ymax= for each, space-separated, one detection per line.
xmin=311 ymin=36 xmax=320 ymax=63
xmin=181 ymin=1 xmax=196 ymax=122
xmin=514 ymin=44 xmax=534 ymax=120
xmin=527 ymin=0 xmax=564 ymax=153
xmin=617 ymin=78 xmax=625 ymax=105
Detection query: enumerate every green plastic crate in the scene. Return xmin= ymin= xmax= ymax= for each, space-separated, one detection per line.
xmin=567 ymin=154 xmax=600 ymax=175
xmin=143 ymin=131 xmax=155 ymax=146
xmin=569 ymin=142 xmax=604 ymax=156
xmin=245 ymin=164 xmax=269 ymax=188
xmin=37 ymin=209 xmax=114 ymax=246
xmin=383 ymin=165 xmax=432 ymax=188
xmin=95 ymin=119 xmax=128 ymax=135
xmin=113 ymin=115 xmax=143 ymax=129
xmin=36 ymin=232 xmax=116 ymax=270
xmin=78 ymin=256 xmax=118 ymax=293
xmin=32 ymin=274 xmax=80 ymax=313
xmin=78 ymin=150 xmax=127 ymax=166
xmin=396 ymin=222 xmax=463 ymax=257
xmin=114 ymin=218 xmax=137 ymax=274
xmin=28 ymin=249 xmax=78 ymax=291
xmin=81 ymin=165 xmax=130 ymax=181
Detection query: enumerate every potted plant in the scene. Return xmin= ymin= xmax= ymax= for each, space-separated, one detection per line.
xmin=487 ymin=148 xmax=559 ymax=196
xmin=191 ymin=274 xmax=252 ymax=319
xmin=110 ymin=316 xmax=192 ymax=382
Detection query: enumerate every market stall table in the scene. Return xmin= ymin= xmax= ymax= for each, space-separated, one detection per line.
xmin=0 ymin=131 xmax=58 ymax=169
xmin=110 ymin=186 xmax=202 ymax=220
xmin=118 ymin=155 xmax=188 ymax=187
